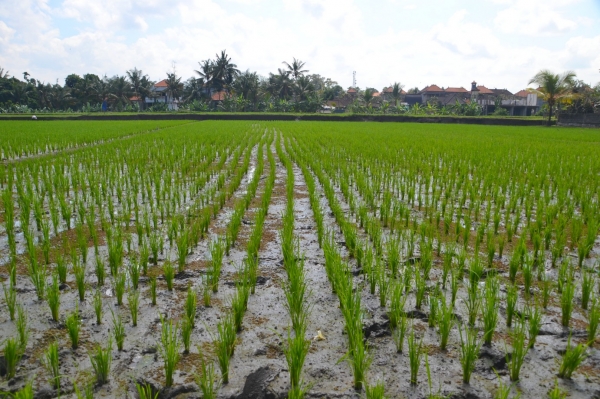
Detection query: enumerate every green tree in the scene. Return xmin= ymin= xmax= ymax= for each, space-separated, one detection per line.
xmin=391 ymin=82 xmax=404 ymax=106
xmin=283 ymin=58 xmax=308 ymax=80
xmin=528 ymin=69 xmax=576 ymax=125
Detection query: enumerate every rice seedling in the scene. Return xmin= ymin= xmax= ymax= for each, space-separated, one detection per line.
xmin=159 ymin=316 xmax=180 ymax=387
xmin=284 ymin=328 xmax=311 ymax=393
xmin=415 ymin=270 xmax=427 ymax=310
xmin=12 ymin=379 xmax=34 ymax=398
xmin=548 ymin=379 xmax=567 ymax=399
xmin=469 ymin=257 xmax=485 ymax=287
xmin=111 ymin=310 xmax=126 ymax=351
xmin=507 ymin=319 xmax=529 ymax=382
xmin=16 ymin=304 xmax=29 ymax=352
xmin=214 ymin=313 xmax=236 ymax=384
xmin=73 ymin=261 xmax=86 ymax=302
xmin=506 ymin=284 xmax=518 ymax=327
xmin=581 ymin=268 xmax=595 ymax=310
xmin=163 ymin=261 xmax=175 ymax=291
xmin=387 ymin=281 xmax=406 ymax=330
xmin=181 ymin=316 xmax=192 ymax=354
xmin=365 ymin=380 xmax=386 ymax=399
xmin=441 ymin=245 xmax=454 ymax=289
xmin=437 ymin=295 xmax=454 ymax=351
xmin=93 ymin=289 xmax=103 ymax=325
xmin=43 ymin=341 xmax=60 ymax=390
xmin=114 ymin=270 xmax=126 ymax=305
xmin=483 ymin=276 xmax=499 ymax=345
xmin=128 ymin=259 xmax=140 ymax=290
xmin=560 ymin=276 xmax=575 ymax=327
xmin=377 ymin=261 xmax=390 ymax=308
xmin=210 ymin=239 xmax=224 ymax=293
xmin=176 ymin=229 xmax=189 ymax=272
xmin=458 ymin=325 xmax=482 ymax=384
xmin=588 ymin=295 xmax=599 ymax=346
xmin=176 ymin=285 xmax=195 ymax=328
xmin=196 ymin=357 xmax=220 ymax=399
xmin=345 ymin=327 xmax=371 ymax=391
xmin=508 ymin=252 xmax=519 ymax=284
xmin=522 ymin=257 xmax=533 ymax=299
xmin=150 ymin=276 xmax=157 ymax=306
xmin=428 ymin=292 xmax=438 ymax=328
xmin=136 ymin=382 xmax=159 ymax=399
xmin=526 ymin=302 xmax=542 ymax=349
xmin=128 ymin=289 xmax=139 ymax=326
xmin=3 ymin=337 xmax=22 ymax=380
xmin=392 ymin=312 xmax=409 ymax=353
xmin=93 ymin=256 xmax=105 ymax=287
xmin=56 ymin=255 xmax=68 ymax=285
xmin=541 ymin=274 xmax=552 ymax=309
xmin=558 ymin=336 xmax=588 ymax=379
xmin=89 ymin=338 xmax=112 ymax=385
xmin=465 ymin=280 xmax=481 ymax=327
xmin=28 ymin=257 xmax=46 ymax=301
xmin=46 ymin=272 xmax=61 ymax=322
xmin=65 ymin=307 xmax=80 ymax=349
xmin=493 ymin=372 xmax=521 ymax=399
xmin=408 ymin=328 xmax=423 ymax=385
xmin=450 ymin=269 xmax=459 ymax=307
xmin=3 ymin=283 xmax=16 ymax=321
xmin=149 ymin=231 xmax=160 ymax=266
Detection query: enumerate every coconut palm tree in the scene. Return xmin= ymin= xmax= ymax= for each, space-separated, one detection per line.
xmin=165 ymin=72 xmax=183 ymax=109
xmin=195 ymin=60 xmax=214 ymax=96
xmin=283 ymin=58 xmax=308 ymax=80
xmin=0 ymin=67 xmax=9 ymax=79
xmin=528 ymin=69 xmax=576 ymax=125
xmin=212 ymin=50 xmax=239 ymax=92
xmin=391 ymin=82 xmax=404 ymax=106
xmin=268 ymin=69 xmax=293 ymax=100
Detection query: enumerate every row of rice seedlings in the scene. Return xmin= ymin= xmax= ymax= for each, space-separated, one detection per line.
xmin=278 ymin=137 xmax=311 ymax=398
xmin=210 ymin=139 xmax=276 ymax=387
xmin=288 ymin=138 xmax=374 ymax=393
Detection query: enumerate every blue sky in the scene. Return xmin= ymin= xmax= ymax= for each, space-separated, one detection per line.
xmin=0 ymin=0 xmax=599 ymax=92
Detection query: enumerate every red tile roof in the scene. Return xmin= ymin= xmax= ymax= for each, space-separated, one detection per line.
xmin=372 ymin=92 xmax=380 ymax=97
xmin=129 ymin=96 xmax=141 ymax=101
xmin=382 ymin=87 xmax=393 ymax=93
xmin=445 ymin=87 xmax=468 ymax=93
xmin=476 ymin=85 xmax=494 ymax=94
xmin=347 ymin=88 xmax=357 ymax=93
xmin=514 ymin=89 xmax=529 ymax=98
xmin=211 ymin=91 xmax=226 ymax=101
xmin=154 ymin=80 xmax=168 ymax=88
xmin=422 ymin=84 xmax=444 ymax=93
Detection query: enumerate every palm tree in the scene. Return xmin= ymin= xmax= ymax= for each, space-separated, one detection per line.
xmin=528 ymin=69 xmax=576 ymax=125
xmin=0 ymin=67 xmax=9 ymax=79
xmin=232 ymin=71 xmax=262 ymax=111
xmin=212 ymin=50 xmax=240 ymax=92
xmin=183 ymin=77 xmax=206 ymax=103
xmin=165 ymin=72 xmax=183 ymax=109
xmin=195 ymin=60 xmax=214 ymax=96
xmin=391 ymin=82 xmax=404 ymax=106
xmin=268 ymin=69 xmax=293 ymax=100
xmin=362 ymin=88 xmax=375 ymax=108
xmin=108 ymin=76 xmax=132 ymax=108
xmin=283 ymin=58 xmax=308 ymax=80
xmin=294 ymin=76 xmax=314 ymax=102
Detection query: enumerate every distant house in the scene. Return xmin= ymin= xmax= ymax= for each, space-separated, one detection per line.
xmin=471 ymin=82 xmax=540 ymax=116
xmin=380 ymin=86 xmax=407 ymax=102
xmin=144 ymin=79 xmax=178 ymax=110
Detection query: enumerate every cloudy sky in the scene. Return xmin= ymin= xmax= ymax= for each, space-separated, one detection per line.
xmin=0 ymin=0 xmax=599 ymax=92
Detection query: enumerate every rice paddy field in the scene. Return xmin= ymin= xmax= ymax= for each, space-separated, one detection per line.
xmin=0 ymin=120 xmax=599 ymax=399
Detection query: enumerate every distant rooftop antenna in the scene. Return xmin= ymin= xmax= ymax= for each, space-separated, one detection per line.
xmin=353 ymin=71 xmax=357 ymax=88
xmin=172 ymin=61 xmax=177 ymax=75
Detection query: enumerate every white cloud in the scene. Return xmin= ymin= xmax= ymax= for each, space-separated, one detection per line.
xmin=0 ymin=0 xmax=599 ymax=93
xmin=494 ymin=0 xmax=579 ymax=36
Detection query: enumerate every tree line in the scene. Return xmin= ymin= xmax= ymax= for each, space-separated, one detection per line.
xmin=0 ymin=51 xmax=346 ymax=113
